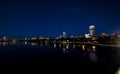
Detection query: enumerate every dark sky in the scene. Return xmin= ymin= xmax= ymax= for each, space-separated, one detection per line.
xmin=0 ymin=0 xmax=120 ymax=38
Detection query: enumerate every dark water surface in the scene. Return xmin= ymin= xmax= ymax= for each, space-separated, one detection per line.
xmin=0 ymin=43 xmax=120 ymax=73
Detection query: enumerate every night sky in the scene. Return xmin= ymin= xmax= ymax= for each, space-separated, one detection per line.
xmin=0 ymin=0 xmax=120 ymax=38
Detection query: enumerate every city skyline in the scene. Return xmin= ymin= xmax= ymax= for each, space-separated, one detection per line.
xmin=0 ymin=0 xmax=120 ymax=38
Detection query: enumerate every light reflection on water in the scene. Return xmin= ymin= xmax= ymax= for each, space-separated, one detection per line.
xmin=17 ymin=42 xmax=98 ymax=58
xmin=0 ymin=42 xmax=120 ymax=73
xmin=73 ymin=44 xmax=76 ymax=49
xmin=88 ymin=46 xmax=97 ymax=62
xmin=82 ymin=45 xmax=85 ymax=51
xmin=0 ymin=42 xmax=17 ymax=46
xmin=51 ymin=43 xmax=98 ymax=62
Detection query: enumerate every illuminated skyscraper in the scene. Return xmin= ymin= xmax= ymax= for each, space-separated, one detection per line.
xmin=89 ymin=25 xmax=95 ymax=38
xmin=63 ymin=32 xmax=66 ymax=38
xmin=85 ymin=34 xmax=90 ymax=38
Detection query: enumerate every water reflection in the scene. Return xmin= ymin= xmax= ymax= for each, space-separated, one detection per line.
xmin=0 ymin=42 xmax=118 ymax=64
xmin=24 ymin=41 xmax=28 ymax=45
xmin=51 ymin=43 xmax=98 ymax=59
xmin=82 ymin=45 xmax=97 ymax=62
xmin=31 ymin=42 xmax=37 ymax=46
xmin=52 ymin=43 xmax=71 ymax=53
xmin=88 ymin=52 xmax=97 ymax=62
xmin=62 ymin=43 xmax=69 ymax=53
xmin=82 ymin=45 xmax=85 ymax=51
xmin=0 ymin=42 xmax=97 ymax=60
xmin=66 ymin=44 xmax=69 ymax=49
xmin=59 ymin=43 xmax=61 ymax=48
xmin=54 ymin=43 xmax=70 ymax=53
xmin=0 ymin=41 xmax=120 ymax=73
xmin=88 ymin=46 xmax=97 ymax=62
xmin=63 ymin=46 xmax=68 ymax=53
xmin=73 ymin=44 xmax=76 ymax=49
xmin=0 ymin=42 xmax=13 ymax=46
xmin=2 ymin=42 xmax=8 ymax=46
xmin=0 ymin=41 xmax=19 ymax=46
xmin=46 ymin=43 xmax=98 ymax=56
xmin=54 ymin=43 xmax=56 ymax=48
xmin=92 ymin=46 xmax=96 ymax=52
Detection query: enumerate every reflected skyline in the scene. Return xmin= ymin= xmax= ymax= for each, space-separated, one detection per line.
xmin=88 ymin=46 xmax=97 ymax=62
xmin=0 ymin=41 xmax=119 ymax=64
xmin=0 ymin=41 xmax=119 ymax=73
xmin=51 ymin=43 xmax=98 ymax=62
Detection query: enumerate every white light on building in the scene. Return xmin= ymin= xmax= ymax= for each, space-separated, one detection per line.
xmin=85 ymin=34 xmax=90 ymax=38
xmin=63 ymin=32 xmax=66 ymax=38
xmin=89 ymin=25 xmax=95 ymax=37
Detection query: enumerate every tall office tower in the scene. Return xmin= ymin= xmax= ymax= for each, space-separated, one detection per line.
xmin=89 ymin=25 xmax=95 ymax=38
xmin=63 ymin=32 xmax=66 ymax=38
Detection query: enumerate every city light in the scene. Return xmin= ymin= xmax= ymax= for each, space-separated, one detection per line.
xmin=82 ymin=45 xmax=85 ymax=51
xmin=0 ymin=25 xmax=120 ymax=47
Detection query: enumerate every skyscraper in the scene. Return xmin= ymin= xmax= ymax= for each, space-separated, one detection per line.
xmin=63 ymin=32 xmax=66 ymax=38
xmin=89 ymin=25 xmax=95 ymax=38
